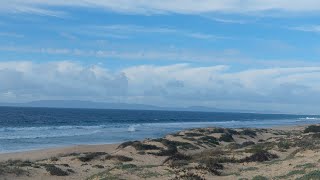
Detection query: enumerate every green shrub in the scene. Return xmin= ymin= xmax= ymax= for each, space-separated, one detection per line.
xmin=312 ymin=133 xmax=320 ymax=138
xmin=105 ymin=155 xmax=133 ymax=162
xmin=241 ymin=129 xmax=257 ymax=137
xmin=252 ymin=175 xmax=268 ymax=180
xmin=227 ymin=129 xmax=240 ymax=135
xmin=275 ymin=169 xmax=305 ymax=179
xmin=0 ymin=166 xmax=26 ymax=176
xmin=117 ymin=141 xmax=160 ymax=150
xmin=240 ymin=150 xmax=278 ymax=162
xmin=185 ymin=132 xmax=203 ymax=137
xmin=278 ymin=140 xmax=291 ymax=149
xmin=118 ymin=164 xmax=137 ymax=170
xmin=241 ymin=141 xmax=255 ymax=148
xmin=198 ymin=136 xmax=219 ymax=146
xmin=92 ymin=165 xmax=104 ymax=169
xmin=219 ymin=133 xmax=234 ymax=142
xmin=44 ymin=164 xmax=68 ymax=176
xmin=211 ymin=128 xmax=225 ymax=133
xmin=50 ymin=157 xmax=59 ymax=161
xmin=179 ymin=172 xmax=205 ymax=180
xmin=152 ymin=138 xmax=198 ymax=156
xmin=295 ymin=163 xmax=316 ymax=169
xmin=163 ymin=153 xmax=191 ymax=167
xmin=78 ymin=152 xmax=107 ymax=162
xmin=304 ymin=125 xmax=320 ymax=133
xmin=296 ymin=170 xmax=320 ymax=180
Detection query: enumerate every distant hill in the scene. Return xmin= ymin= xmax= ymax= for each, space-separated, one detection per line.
xmin=0 ymin=100 xmax=281 ymax=114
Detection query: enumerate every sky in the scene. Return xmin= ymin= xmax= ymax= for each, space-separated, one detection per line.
xmin=1 ymin=1 xmax=320 ymax=114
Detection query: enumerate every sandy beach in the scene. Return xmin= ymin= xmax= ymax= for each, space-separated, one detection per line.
xmin=1 ymin=124 xmax=320 ymax=180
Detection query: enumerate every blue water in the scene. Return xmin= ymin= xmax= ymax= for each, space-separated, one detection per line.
xmin=0 ymin=107 xmax=319 ymax=153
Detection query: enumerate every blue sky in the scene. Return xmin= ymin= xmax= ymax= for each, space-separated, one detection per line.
xmin=1 ymin=1 xmax=320 ymax=114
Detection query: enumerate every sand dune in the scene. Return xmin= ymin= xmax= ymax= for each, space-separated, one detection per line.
xmin=1 ymin=124 xmax=320 ymax=180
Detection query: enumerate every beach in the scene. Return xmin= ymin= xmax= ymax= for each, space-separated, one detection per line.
xmin=1 ymin=124 xmax=320 ymax=180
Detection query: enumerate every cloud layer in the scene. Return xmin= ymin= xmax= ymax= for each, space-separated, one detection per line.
xmin=1 ymin=61 xmax=320 ymax=113
xmin=2 ymin=0 xmax=320 ymax=16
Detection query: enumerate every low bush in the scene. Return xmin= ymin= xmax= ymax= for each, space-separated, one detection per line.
xmin=304 ymin=125 xmax=320 ymax=133
xmin=78 ymin=152 xmax=107 ymax=162
xmin=219 ymin=133 xmax=234 ymax=142
xmin=44 ymin=164 xmax=68 ymax=176
xmin=296 ymin=170 xmax=320 ymax=180
xmin=50 ymin=157 xmax=59 ymax=161
xmin=252 ymin=175 xmax=268 ymax=180
xmin=92 ymin=165 xmax=104 ymax=169
xmin=152 ymin=138 xmax=198 ymax=156
xmin=227 ymin=129 xmax=240 ymax=135
xmin=0 ymin=166 xmax=26 ymax=176
xmin=163 ymin=153 xmax=191 ymax=167
xmin=211 ymin=128 xmax=225 ymax=134
xmin=240 ymin=129 xmax=257 ymax=137
xmin=241 ymin=141 xmax=255 ymax=148
xmin=185 ymin=132 xmax=203 ymax=137
xmin=177 ymin=172 xmax=205 ymax=180
xmin=240 ymin=150 xmax=278 ymax=162
xmin=278 ymin=139 xmax=291 ymax=150
xmin=198 ymin=136 xmax=219 ymax=146
xmin=117 ymin=141 xmax=160 ymax=150
xmin=105 ymin=155 xmax=133 ymax=162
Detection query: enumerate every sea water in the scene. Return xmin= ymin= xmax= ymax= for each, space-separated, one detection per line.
xmin=0 ymin=106 xmax=319 ymax=153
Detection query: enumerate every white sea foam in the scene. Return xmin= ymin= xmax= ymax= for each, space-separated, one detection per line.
xmin=128 ymin=125 xmax=136 ymax=132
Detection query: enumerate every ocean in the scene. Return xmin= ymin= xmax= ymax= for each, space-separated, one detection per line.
xmin=0 ymin=106 xmax=319 ymax=153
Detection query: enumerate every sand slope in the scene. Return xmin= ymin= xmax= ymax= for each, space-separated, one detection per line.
xmin=1 ymin=125 xmax=320 ymax=180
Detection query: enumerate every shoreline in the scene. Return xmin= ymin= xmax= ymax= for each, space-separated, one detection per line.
xmin=1 ymin=123 xmax=320 ymax=180
xmin=0 ymin=124 xmax=307 ymax=161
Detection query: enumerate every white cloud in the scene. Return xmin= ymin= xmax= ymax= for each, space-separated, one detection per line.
xmin=0 ymin=45 xmax=242 ymax=63
xmin=0 ymin=32 xmax=24 ymax=38
xmin=0 ymin=61 xmax=128 ymax=101
xmin=78 ymin=24 xmax=227 ymax=40
xmin=1 ymin=0 xmax=320 ymax=16
xmin=290 ymin=25 xmax=320 ymax=33
xmin=1 ymin=61 xmax=320 ymax=113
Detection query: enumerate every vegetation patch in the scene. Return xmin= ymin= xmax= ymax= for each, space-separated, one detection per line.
xmin=311 ymin=133 xmax=320 ymax=138
xmin=240 ymin=150 xmax=278 ymax=162
xmin=227 ymin=129 xmax=240 ymax=135
xmin=185 ymin=132 xmax=203 ymax=137
xmin=241 ymin=141 xmax=255 ymax=148
xmin=277 ymin=139 xmax=291 ymax=150
xmin=87 ymin=170 xmax=126 ymax=180
xmin=138 ymin=170 xmax=160 ymax=179
xmin=105 ymin=155 xmax=133 ymax=162
xmin=151 ymin=138 xmax=198 ymax=156
xmin=117 ymin=141 xmax=160 ymax=151
xmin=175 ymin=172 xmax=205 ymax=180
xmin=0 ymin=166 xmax=26 ymax=176
xmin=92 ymin=165 xmax=104 ymax=169
xmin=219 ymin=133 xmax=234 ymax=142
xmin=240 ymin=129 xmax=257 ymax=137
xmin=78 ymin=152 xmax=107 ymax=162
xmin=274 ymin=169 xmax=305 ymax=179
xmin=245 ymin=142 xmax=275 ymax=154
xmin=295 ymin=163 xmax=316 ymax=169
xmin=163 ymin=153 xmax=191 ymax=167
xmin=252 ymin=175 xmax=268 ymax=180
xmin=198 ymin=136 xmax=219 ymax=146
xmin=211 ymin=128 xmax=226 ymax=134
xmin=118 ymin=163 xmax=138 ymax=170
xmin=5 ymin=160 xmax=33 ymax=167
xmin=304 ymin=125 xmax=320 ymax=133
xmin=44 ymin=164 xmax=69 ymax=176
xmin=239 ymin=167 xmax=259 ymax=172
xmin=296 ymin=170 xmax=320 ymax=180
